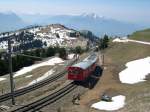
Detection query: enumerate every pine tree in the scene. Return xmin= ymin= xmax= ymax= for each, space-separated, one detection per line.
xmin=59 ymin=48 xmax=67 ymax=59
xmin=75 ymin=46 xmax=82 ymax=54
xmin=46 ymin=47 xmax=56 ymax=57
xmin=99 ymin=34 xmax=109 ymax=50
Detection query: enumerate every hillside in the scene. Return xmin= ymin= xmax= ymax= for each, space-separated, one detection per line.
xmin=58 ymin=29 xmax=150 ymax=112
xmin=130 ymin=28 xmax=150 ymax=42
xmin=0 ymin=24 xmax=96 ymax=51
xmin=103 ymin=30 xmax=150 ymax=111
xmin=71 ymin=29 xmax=150 ymax=112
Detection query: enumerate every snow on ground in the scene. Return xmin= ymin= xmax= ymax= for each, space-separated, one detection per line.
xmin=68 ymin=54 xmax=75 ymax=59
xmin=129 ymin=39 xmax=150 ymax=45
xmin=0 ymin=41 xmax=7 ymax=49
xmin=0 ymin=78 xmax=6 ymax=82
xmin=113 ymin=38 xmax=150 ymax=45
xmin=0 ymin=25 xmax=77 ymax=49
xmin=25 ymin=75 xmax=33 ymax=78
xmin=91 ymin=95 xmax=126 ymax=111
xmin=113 ymin=38 xmax=129 ymax=43
xmin=28 ymin=28 xmax=40 ymax=34
xmin=59 ymin=63 xmax=64 ymax=65
xmin=119 ymin=57 xmax=150 ymax=84
xmin=27 ymin=69 xmax=55 ymax=86
xmin=14 ymin=57 xmax=64 ymax=77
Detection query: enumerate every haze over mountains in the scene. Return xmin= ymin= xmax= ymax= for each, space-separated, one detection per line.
xmin=0 ymin=12 xmax=144 ymax=36
xmin=0 ymin=12 xmax=27 ymax=32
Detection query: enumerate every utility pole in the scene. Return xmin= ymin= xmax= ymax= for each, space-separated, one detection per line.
xmin=8 ymin=38 xmax=15 ymax=105
xmin=102 ymin=54 xmax=104 ymax=66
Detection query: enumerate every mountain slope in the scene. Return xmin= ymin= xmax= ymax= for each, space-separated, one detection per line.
xmin=0 ymin=24 xmax=93 ymax=50
xmin=0 ymin=12 xmax=27 ymax=32
xmin=20 ymin=13 xmax=142 ymax=36
xmin=130 ymin=29 xmax=150 ymax=42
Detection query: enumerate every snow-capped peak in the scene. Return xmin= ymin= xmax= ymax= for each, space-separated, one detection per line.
xmin=81 ymin=13 xmax=103 ymax=19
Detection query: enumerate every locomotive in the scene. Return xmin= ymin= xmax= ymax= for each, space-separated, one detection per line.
xmin=67 ymin=53 xmax=99 ymax=81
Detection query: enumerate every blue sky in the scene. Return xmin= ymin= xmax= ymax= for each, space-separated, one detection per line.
xmin=0 ymin=0 xmax=150 ymax=24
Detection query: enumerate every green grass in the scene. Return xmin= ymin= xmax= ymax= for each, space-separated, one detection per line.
xmin=130 ymin=28 xmax=150 ymax=42
xmin=107 ymin=42 xmax=150 ymax=66
xmin=103 ymin=35 xmax=150 ymax=111
xmin=0 ymin=49 xmax=5 ymax=53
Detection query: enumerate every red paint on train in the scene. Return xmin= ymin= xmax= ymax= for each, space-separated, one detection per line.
xmin=67 ymin=53 xmax=98 ymax=81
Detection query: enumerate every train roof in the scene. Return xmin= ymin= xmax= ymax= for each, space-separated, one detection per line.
xmin=71 ymin=53 xmax=98 ymax=70
xmin=72 ymin=61 xmax=92 ymax=70
xmin=83 ymin=53 xmax=98 ymax=62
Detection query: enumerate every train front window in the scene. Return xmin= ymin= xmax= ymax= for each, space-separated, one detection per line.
xmin=69 ymin=69 xmax=81 ymax=75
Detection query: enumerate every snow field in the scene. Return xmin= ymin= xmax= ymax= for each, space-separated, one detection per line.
xmin=91 ymin=95 xmax=126 ymax=111
xmin=119 ymin=57 xmax=150 ymax=84
xmin=0 ymin=78 xmax=6 ymax=82
xmin=113 ymin=38 xmax=129 ymax=43
xmin=113 ymin=38 xmax=150 ymax=45
xmin=25 ymin=75 xmax=33 ymax=78
xmin=68 ymin=54 xmax=75 ymax=59
xmin=27 ymin=69 xmax=55 ymax=86
xmin=14 ymin=57 xmax=64 ymax=77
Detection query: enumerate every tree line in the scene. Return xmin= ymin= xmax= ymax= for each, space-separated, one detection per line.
xmin=0 ymin=46 xmax=84 ymax=76
xmin=98 ymin=34 xmax=110 ymax=50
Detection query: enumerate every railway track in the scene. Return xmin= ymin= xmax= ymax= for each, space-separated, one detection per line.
xmin=10 ymin=82 xmax=77 ymax=112
xmin=0 ymin=59 xmax=76 ymax=103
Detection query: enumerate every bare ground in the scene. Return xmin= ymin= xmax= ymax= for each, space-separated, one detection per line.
xmin=58 ymin=42 xmax=150 ymax=112
xmin=0 ymin=52 xmax=91 ymax=110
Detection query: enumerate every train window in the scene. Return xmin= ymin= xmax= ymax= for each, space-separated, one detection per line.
xmin=69 ymin=69 xmax=81 ymax=75
xmin=68 ymin=70 xmax=72 ymax=74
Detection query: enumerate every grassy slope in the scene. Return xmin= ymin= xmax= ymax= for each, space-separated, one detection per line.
xmin=0 ymin=49 xmax=5 ymax=53
xmin=104 ymin=29 xmax=150 ymax=112
xmin=130 ymin=28 xmax=150 ymax=42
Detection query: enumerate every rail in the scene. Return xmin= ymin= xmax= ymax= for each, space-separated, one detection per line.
xmin=10 ymin=82 xmax=77 ymax=112
xmin=0 ymin=59 xmax=77 ymax=103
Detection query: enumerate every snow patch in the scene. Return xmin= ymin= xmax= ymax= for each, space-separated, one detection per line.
xmin=0 ymin=25 xmax=77 ymax=49
xmin=0 ymin=41 xmax=7 ymax=49
xmin=0 ymin=78 xmax=6 ymax=81
xmin=113 ymin=38 xmax=150 ymax=46
xmin=119 ymin=57 xmax=150 ymax=84
xmin=68 ymin=54 xmax=75 ymax=59
xmin=27 ymin=69 xmax=54 ymax=86
xmin=59 ymin=63 xmax=64 ymax=65
xmin=25 ymin=75 xmax=33 ymax=78
xmin=113 ymin=38 xmax=129 ymax=43
xmin=129 ymin=39 xmax=150 ymax=45
xmin=91 ymin=95 xmax=126 ymax=111
xmin=14 ymin=57 xmax=64 ymax=77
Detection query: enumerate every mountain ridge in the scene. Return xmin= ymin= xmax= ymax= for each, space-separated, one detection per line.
xmin=0 ymin=12 xmax=27 ymax=32
xmin=20 ymin=13 xmax=143 ymax=36
xmin=0 ymin=12 xmax=144 ymax=36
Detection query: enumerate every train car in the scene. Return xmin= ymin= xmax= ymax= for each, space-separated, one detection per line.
xmin=67 ymin=53 xmax=98 ymax=81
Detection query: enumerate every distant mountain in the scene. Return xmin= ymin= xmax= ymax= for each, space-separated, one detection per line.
xmin=0 ymin=12 xmax=27 ymax=32
xmin=20 ymin=13 xmax=143 ymax=36
xmin=20 ymin=14 xmax=52 ymax=24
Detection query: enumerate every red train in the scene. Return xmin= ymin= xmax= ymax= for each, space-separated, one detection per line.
xmin=67 ymin=53 xmax=99 ymax=81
